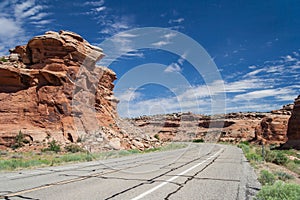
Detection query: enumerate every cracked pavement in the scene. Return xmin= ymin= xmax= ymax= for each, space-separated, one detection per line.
xmin=0 ymin=143 xmax=261 ymax=200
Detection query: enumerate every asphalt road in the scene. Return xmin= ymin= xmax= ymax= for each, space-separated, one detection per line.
xmin=0 ymin=143 xmax=261 ymax=200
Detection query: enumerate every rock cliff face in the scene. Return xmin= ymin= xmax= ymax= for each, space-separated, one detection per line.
xmin=255 ymin=115 xmax=289 ymax=144
xmin=0 ymin=31 xmax=160 ymax=151
xmin=127 ymin=110 xmax=291 ymax=145
xmin=282 ymin=96 xmax=300 ymax=149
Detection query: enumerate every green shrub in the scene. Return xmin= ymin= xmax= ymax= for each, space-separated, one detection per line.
xmin=0 ymin=57 xmax=8 ymax=62
xmin=273 ymin=152 xmax=288 ymax=165
xmin=246 ymin=152 xmax=263 ymax=162
xmin=274 ymin=171 xmax=294 ymax=181
xmin=285 ymin=161 xmax=300 ymax=175
xmin=258 ymin=170 xmax=276 ymax=186
xmin=77 ymin=136 xmax=83 ymax=143
xmin=192 ymin=138 xmax=204 ymax=143
xmin=154 ymin=134 xmax=160 ymax=140
xmin=265 ymin=150 xmax=288 ymax=165
xmin=238 ymin=143 xmax=250 ymax=154
xmin=255 ymin=181 xmax=300 ymax=200
xmin=294 ymin=159 xmax=300 ymax=164
xmin=265 ymin=149 xmax=277 ymax=163
xmin=240 ymin=141 xmax=250 ymax=145
xmin=42 ymin=140 xmax=61 ymax=153
xmin=11 ymin=130 xmax=28 ymax=149
xmin=65 ymin=144 xmax=85 ymax=153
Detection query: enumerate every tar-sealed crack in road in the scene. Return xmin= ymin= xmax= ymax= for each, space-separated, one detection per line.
xmin=164 ymin=150 xmax=223 ymax=200
xmin=0 ymin=144 xmax=261 ymax=200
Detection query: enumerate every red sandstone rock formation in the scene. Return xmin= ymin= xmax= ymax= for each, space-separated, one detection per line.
xmin=128 ymin=111 xmax=291 ymax=145
xmin=0 ymin=31 xmax=160 ymax=152
xmin=282 ymin=95 xmax=300 ymax=149
xmin=255 ymin=115 xmax=289 ymax=145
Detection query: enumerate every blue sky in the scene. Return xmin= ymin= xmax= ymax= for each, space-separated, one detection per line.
xmin=0 ymin=0 xmax=299 ymax=117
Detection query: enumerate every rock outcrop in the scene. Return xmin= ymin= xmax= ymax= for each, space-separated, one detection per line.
xmin=255 ymin=115 xmax=289 ymax=145
xmin=127 ymin=111 xmax=291 ymax=145
xmin=282 ymin=96 xmax=300 ymax=149
xmin=0 ymin=31 xmax=160 ymax=152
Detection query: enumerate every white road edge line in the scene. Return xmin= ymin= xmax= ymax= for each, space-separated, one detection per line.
xmin=131 ymin=148 xmax=223 ymax=200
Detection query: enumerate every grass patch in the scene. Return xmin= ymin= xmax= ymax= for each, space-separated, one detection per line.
xmin=142 ymin=143 xmax=187 ymax=153
xmin=265 ymin=150 xmax=288 ymax=165
xmin=258 ymin=170 xmax=276 ymax=186
xmin=255 ymin=181 xmax=300 ymax=200
xmin=237 ymin=143 xmax=300 ymax=199
xmin=237 ymin=143 xmax=300 ymax=175
xmin=274 ymin=171 xmax=294 ymax=181
xmin=0 ymin=143 xmax=187 ymax=171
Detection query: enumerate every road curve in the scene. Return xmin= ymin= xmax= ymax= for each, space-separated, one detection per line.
xmin=0 ymin=143 xmax=260 ymax=200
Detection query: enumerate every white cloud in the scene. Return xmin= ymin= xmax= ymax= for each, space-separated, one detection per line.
xmin=178 ymin=52 xmax=187 ymax=65
xmin=225 ymin=78 xmax=266 ymax=92
xmin=97 ymin=15 xmax=133 ymax=37
xmin=0 ymin=17 xmax=21 ymax=38
xmin=234 ymin=88 xmax=295 ymax=101
xmin=151 ymin=32 xmax=177 ymax=47
xmin=83 ymin=0 xmax=105 ymax=7
xmin=164 ymin=52 xmax=187 ymax=73
xmin=93 ymin=6 xmax=106 ymax=12
xmin=152 ymin=40 xmax=170 ymax=47
xmin=118 ymin=92 xmax=211 ymax=117
xmin=116 ymin=88 xmax=141 ymax=102
xmin=244 ymin=69 xmax=264 ymax=77
xmin=293 ymin=51 xmax=299 ymax=57
xmin=283 ymin=55 xmax=296 ymax=62
xmin=165 ymin=63 xmax=182 ymax=73
xmin=29 ymin=12 xmax=49 ymax=20
xmin=30 ymin=19 xmax=53 ymax=25
xmin=168 ymin=18 xmax=184 ymax=24
xmin=117 ymin=50 xmax=300 ymax=117
xmin=97 ymin=31 xmax=143 ymax=65
xmin=164 ymin=32 xmax=177 ymax=39
xmin=0 ymin=0 xmax=51 ymax=55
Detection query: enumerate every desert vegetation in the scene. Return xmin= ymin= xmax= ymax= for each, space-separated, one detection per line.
xmin=0 ymin=142 xmax=187 ymax=171
xmin=237 ymin=142 xmax=300 ymax=199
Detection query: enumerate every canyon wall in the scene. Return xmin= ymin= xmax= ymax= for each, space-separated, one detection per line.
xmin=127 ymin=109 xmax=291 ymax=145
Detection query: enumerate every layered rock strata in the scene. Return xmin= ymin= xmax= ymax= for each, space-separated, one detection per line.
xmin=0 ymin=31 xmax=160 ymax=151
xmin=127 ymin=110 xmax=292 ymax=145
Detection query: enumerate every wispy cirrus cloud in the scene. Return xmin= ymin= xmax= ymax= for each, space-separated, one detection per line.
xmin=165 ymin=63 xmax=182 ymax=73
xmin=81 ymin=0 xmax=106 ymax=15
xmin=164 ymin=52 xmax=186 ymax=73
xmin=0 ymin=0 xmax=52 ymax=54
xmin=116 ymin=50 xmax=300 ymax=117
xmin=233 ymin=88 xmax=295 ymax=101
xmin=79 ymin=0 xmax=134 ymax=38
xmin=152 ymin=32 xmax=177 ymax=47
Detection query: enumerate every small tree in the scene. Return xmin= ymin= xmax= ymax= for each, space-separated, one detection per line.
xmin=11 ymin=130 xmax=27 ymax=149
xmin=42 ymin=140 xmax=61 ymax=153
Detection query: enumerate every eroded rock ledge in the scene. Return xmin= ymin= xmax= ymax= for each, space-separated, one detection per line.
xmin=0 ymin=31 xmax=160 ymax=152
xmin=127 ymin=105 xmax=294 ymax=146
